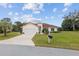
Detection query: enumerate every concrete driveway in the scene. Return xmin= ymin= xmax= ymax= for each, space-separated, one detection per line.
xmin=0 ymin=44 xmax=79 ymax=56
xmin=0 ymin=30 xmax=35 ymax=46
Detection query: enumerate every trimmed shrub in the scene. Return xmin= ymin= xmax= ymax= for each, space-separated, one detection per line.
xmin=0 ymin=27 xmax=3 ymax=33
xmin=53 ymin=31 xmax=60 ymax=33
xmin=42 ymin=28 xmax=49 ymax=34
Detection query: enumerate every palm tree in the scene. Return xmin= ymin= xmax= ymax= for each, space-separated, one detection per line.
xmin=71 ymin=11 xmax=79 ymax=31
xmin=68 ymin=11 xmax=79 ymax=31
xmin=63 ymin=10 xmax=79 ymax=31
xmin=0 ymin=18 xmax=12 ymax=36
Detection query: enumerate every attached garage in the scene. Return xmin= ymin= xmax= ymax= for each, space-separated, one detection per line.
xmin=22 ymin=22 xmax=59 ymax=34
xmin=22 ymin=23 xmax=39 ymax=34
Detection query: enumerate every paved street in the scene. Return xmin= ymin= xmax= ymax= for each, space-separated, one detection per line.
xmin=0 ymin=44 xmax=79 ymax=56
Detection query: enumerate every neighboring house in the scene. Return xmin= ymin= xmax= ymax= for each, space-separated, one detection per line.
xmin=22 ymin=22 xmax=59 ymax=34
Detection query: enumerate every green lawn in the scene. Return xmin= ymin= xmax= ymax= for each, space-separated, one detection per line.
xmin=32 ymin=31 xmax=79 ymax=50
xmin=0 ymin=32 xmax=20 ymax=40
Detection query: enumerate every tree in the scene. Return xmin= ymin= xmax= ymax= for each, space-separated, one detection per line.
xmin=15 ymin=21 xmax=23 ymax=34
xmin=62 ymin=19 xmax=73 ymax=31
xmin=75 ymin=19 xmax=79 ymax=30
xmin=0 ymin=18 xmax=12 ymax=36
xmin=1 ymin=18 xmax=13 ymax=32
xmin=0 ymin=27 xmax=3 ymax=33
xmin=62 ymin=10 xmax=79 ymax=31
xmin=68 ymin=11 xmax=79 ymax=31
xmin=12 ymin=24 xmax=19 ymax=32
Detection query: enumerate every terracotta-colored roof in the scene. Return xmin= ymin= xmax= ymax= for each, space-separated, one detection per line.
xmin=22 ymin=22 xmax=58 ymax=28
xmin=42 ymin=23 xmax=58 ymax=28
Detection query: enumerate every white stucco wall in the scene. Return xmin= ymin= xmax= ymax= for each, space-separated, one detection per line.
xmin=54 ymin=28 xmax=58 ymax=31
xmin=22 ymin=23 xmax=39 ymax=34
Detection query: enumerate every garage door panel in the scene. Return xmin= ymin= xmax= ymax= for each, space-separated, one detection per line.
xmin=23 ymin=24 xmax=38 ymax=34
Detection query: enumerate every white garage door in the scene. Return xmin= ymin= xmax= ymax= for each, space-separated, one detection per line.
xmin=23 ymin=23 xmax=38 ymax=34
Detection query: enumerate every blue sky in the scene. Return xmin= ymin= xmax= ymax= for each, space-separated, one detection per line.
xmin=0 ymin=3 xmax=79 ymax=27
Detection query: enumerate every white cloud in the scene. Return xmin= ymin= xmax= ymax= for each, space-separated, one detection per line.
xmin=20 ymin=14 xmax=41 ymax=22
xmin=21 ymin=14 xmax=32 ymax=21
xmin=22 ymin=3 xmax=44 ymax=14
xmin=8 ymin=12 xmax=13 ymax=15
xmin=0 ymin=3 xmax=12 ymax=8
xmin=62 ymin=3 xmax=72 ymax=12
xmin=62 ymin=7 xmax=68 ymax=12
xmin=8 ymin=4 xmax=12 ymax=8
xmin=51 ymin=16 xmax=55 ymax=19
xmin=53 ymin=8 xmax=57 ymax=12
xmin=45 ymin=16 xmax=49 ymax=19
xmin=13 ymin=17 xmax=19 ymax=20
xmin=64 ymin=3 xmax=72 ymax=7
xmin=15 ymin=12 xmax=19 ymax=15
xmin=8 ymin=12 xmax=19 ymax=16
xmin=45 ymin=16 xmax=55 ymax=20
xmin=0 ymin=3 xmax=8 ymax=8
xmin=33 ymin=11 xmax=41 ymax=14
xmin=39 ymin=4 xmax=44 ymax=10
xmin=10 ymin=13 xmax=41 ymax=23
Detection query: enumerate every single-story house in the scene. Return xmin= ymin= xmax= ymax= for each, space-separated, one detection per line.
xmin=22 ymin=22 xmax=59 ymax=34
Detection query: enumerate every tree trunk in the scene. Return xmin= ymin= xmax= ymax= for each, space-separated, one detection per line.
xmin=4 ymin=27 xmax=7 ymax=36
xmin=73 ymin=23 xmax=75 ymax=31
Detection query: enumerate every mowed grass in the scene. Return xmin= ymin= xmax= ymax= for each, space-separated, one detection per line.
xmin=0 ymin=32 xmax=20 ymax=40
xmin=32 ymin=31 xmax=79 ymax=50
